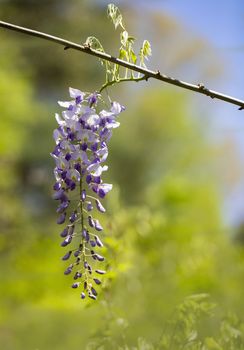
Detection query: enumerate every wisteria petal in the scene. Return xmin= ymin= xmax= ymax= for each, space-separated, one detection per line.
xmin=111 ymin=101 xmax=125 ymax=114
xmin=95 ymin=199 xmax=106 ymax=213
xmin=97 ymin=183 xmax=113 ymax=198
xmin=69 ymin=87 xmax=85 ymax=99
xmin=58 ymin=101 xmax=72 ymax=108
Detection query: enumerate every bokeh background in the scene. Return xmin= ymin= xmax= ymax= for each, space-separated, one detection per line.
xmin=1 ymin=0 xmax=244 ymax=349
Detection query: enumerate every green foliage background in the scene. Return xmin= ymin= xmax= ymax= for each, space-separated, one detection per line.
xmin=0 ymin=1 xmax=244 ymax=349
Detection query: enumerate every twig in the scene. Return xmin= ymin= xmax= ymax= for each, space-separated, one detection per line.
xmin=0 ymin=20 xmax=244 ymax=110
xmin=99 ymin=76 xmax=147 ymax=93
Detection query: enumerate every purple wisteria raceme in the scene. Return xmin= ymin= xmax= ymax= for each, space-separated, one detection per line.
xmin=51 ymin=87 xmax=124 ymax=300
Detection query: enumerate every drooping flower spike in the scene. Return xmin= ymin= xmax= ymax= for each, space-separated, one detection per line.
xmin=51 ymin=87 xmax=124 ymax=300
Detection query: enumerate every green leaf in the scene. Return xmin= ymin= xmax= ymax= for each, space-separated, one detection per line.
xmin=140 ymin=40 xmax=152 ymax=60
xmin=129 ymin=49 xmax=137 ymax=64
xmin=120 ymin=31 xmax=128 ymax=47
xmin=107 ymin=3 xmax=125 ymax=30
xmin=119 ymin=48 xmax=128 ymax=60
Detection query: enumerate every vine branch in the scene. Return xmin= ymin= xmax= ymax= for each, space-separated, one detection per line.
xmin=0 ymin=20 xmax=244 ymax=110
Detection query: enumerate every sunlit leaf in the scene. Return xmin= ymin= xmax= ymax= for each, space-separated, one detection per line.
xmin=140 ymin=40 xmax=152 ymax=61
xmin=130 ymin=49 xmax=137 ymax=64
xmin=107 ymin=3 xmax=125 ymax=30
xmin=120 ymin=30 xmax=128 ymax=46
xmin=119 ymin=48 xmax=128 ymax=60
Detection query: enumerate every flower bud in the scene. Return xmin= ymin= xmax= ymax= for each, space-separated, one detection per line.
xmin=61 ymin=235 xmax=72 ymax=247
xmin=60 ymin=227 xmax=68 ymax=237
xmin=90 ymin=240 xmax=96 ymax=247
xmin=74 ymin=250 xmax=81 ymax=257
xmin=64 ymin=265 xmax=73 ymax=275
xmin=69 ymin=211 xmax=77 ymax=223
xmin=57 ymin=213 xmax=66 ymax=225
xmin=93 ymin=278 xmax=101 ymax=285
xmin=94 ymin=219 xmax=103 ymax=232
xmin=95 ymin=254 xmax=105 ymax=262
xmin=88 ymin=293 xmax=97 ymax=300
xmin=81 ymin=189 xmax=86 ymax=201
xmin=53 ymin=182 xmax=61 ymax=191
xmin=95 ymin=235 xmax=103 ymax=247
xmin=95 ymin=199 xmax=106 ymax=213
xmin=62 ymin=251 xmax=72 ymax=261
xmin=86 ymin=201 xmax=93 ymax=211
xmin=88 ymin=215 xmax=95 ymax=228
xmin=95 ymin=269 xmax=106 ymax=275
xmin=74 ymin=272 xmax=82 ymax=280
xmin=91 ymin=287 xmax=97 ymax=296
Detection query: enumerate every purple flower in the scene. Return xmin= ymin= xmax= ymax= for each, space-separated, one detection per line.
xmin=97 ymin=184 xmax=113 ymax=198
xmin=57 ymin=213 xmax=66 ymax=225
xmin=95 ymin=269 xmax=106 ymax=275
xmin=95 ymin=199 xmax=106 ymax=213
xmin=93 ymin=278 xmax=101 ymax=285
xmin=74 ymin=272 xmax=82 ymax=280
xmin=95 ymin=254 xmax=105 ymax=262
xmin=56 ymin=201 xmax=69 ymax=214
xmin=62 ymin=251 xmax=72 ymax=261
xmin=95 ymin=235 xmax=103 ymax=247
xmin=69 ymin=211 xmax=77 ymax=223
xmin=81 ymin=189 xmax=86 ymax=201
xmin=53 ymin=182 xmax=61 ymax=191
xmin=88 ymin=92 xmax=99 ymax=106
xmin=74 ymin=249 xmax=81 ymax=257
xmin=82 ymin=229 xmax=89 ymax=242
xmin=64 ymin=265 xmax=73 ymax=275
xmin=86 ymin=201 xmax=93 ymax=211
xmin=90 ymin=240 xmax=96 ymax=247
xmin=51 ymin=87 xmax=124 ymax=300
xmin=60 ymin=227 xmax=69 ymax=237
xmin=94 ymin=219 xmax=103 ymax=232
xmin=52 ymin=189 xmax=65 ymax=201
xmin=91 ymin=287 xmax=97 ymax=296
xmin=88 ymin=293 xmax=97 ymax=300
xmin=86 ymin=174 xmax=92 ymax=184
xmin=88 ymin=215 xmax=95 ymax=228
xmin=61 ymin=235 xmax=72 ymax=247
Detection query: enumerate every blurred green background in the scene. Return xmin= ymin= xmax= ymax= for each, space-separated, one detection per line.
xmin=0 ymin=1 xmax=244 ymax=349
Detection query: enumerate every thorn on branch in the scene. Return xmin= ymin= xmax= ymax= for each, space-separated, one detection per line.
xmin=238 ymin=106 xmax=244 ymax=111
xmin=156 ymin=70 xmax=161 ymax=76
xmin=83 ymin=43 xmax=91 ymax=51
xmin=64 ymin=46 xmax=71 ymax=50
xmin=197 ymin=83 xmax=214 ymax=98
xmin=197 ymin=83 xmax=205 ymax=90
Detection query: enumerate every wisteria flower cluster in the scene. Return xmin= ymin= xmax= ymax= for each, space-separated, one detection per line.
xmin=51 ymin=87 xmax=124 ymax=300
